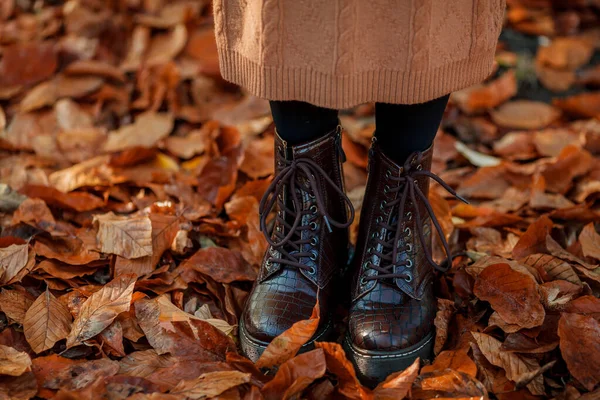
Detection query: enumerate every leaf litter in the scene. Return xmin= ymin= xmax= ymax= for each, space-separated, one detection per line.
xmin=0 ymin=1 xmax=600 ymax=399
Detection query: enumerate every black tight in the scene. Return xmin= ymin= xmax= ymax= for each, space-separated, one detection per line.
xmin=270 ymin=95 xmax=450 ymax=163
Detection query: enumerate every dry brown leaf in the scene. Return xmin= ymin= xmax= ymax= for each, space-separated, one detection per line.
xmin=66 ymin=274 xmax=136 ymax=347
xmin=104 ymin=112 xmax=174 ymax=152
xmin=314 ymin=342 xmax=370 ymax=400
xmin=115 ymin=213 xmax=181 ymax=277
xmin=0 ymin=244 xmax=34 ymax=285
xmin=490 ymin=101 xmax=561 ymax=130
xmin=579 ymin=223 xmax=600 ymax=261
xmin=170 ymin=370 xmax=250 ymax=399
xmin=256 ymin=300 xmax=320 ymax=369
xmin=24 ymin=288 xmax=72 ymax=353
xmin=471 ymin=332 xmax=544 ymax=395
xmin=558 ymin=313 xmax=600 ymax=391
xmin=372 ymin=357 xmax=419 ymax=399
xmin=412 ymin=369 xmax=488 ymax=399
xmin=421 ymin=349 xmax=477 ymax=378
xmin=48 ymin=155 xmax=112 ymax=193
xmin=452 ymin=70 xmax=517 ymax=114
xmin=512 ymin=215 xmax=553 ymax=260
xmin=554 ymin=92 xmax=600 ymax=118
xmin=240 ymin=135 xmax=274 ymax=179
xmin=261 ymin=349 xmax=327 ymax=400
xmin=521 ymin=253 xmax=581 ymax=285
xmin=146 ymin=25 xmax=187 ymax=66
xmin=0 ymin=288 xmax=34 ymax=324
xmin=0 ymin=345 xmax=32 ymax=376
xmin=538 ymin=37 xmax=594 ymax=71
xmin=433 ymin=298 xmax=455 ymax=355
xmin=93 ymin=212 xmax=153 ymax=259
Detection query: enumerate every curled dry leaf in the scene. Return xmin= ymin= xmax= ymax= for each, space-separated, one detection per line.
xmin=255 ymin=299 xmax=320 ymax=369
xmin=146 ymin=25 xmax=187 ymax=66
xmin=261 ymin=348 xmax=327 ymax=400
xmin=24 ymin=288 xmax=72 ymax=353
xmin=314 ymin=342 xmax=370 ymax=400
xmin=412 ymin=369 xmax=488 ymax=399
xmin=433 ymin=298 xmax=456 ymax=355
xmin=104 ymin=112 xmax=174 ymax=152
xmin=93 ymin=212 xmax=153 ymax=259
xmin=179 ymin=247 xmax=256 ymax=284
xmin=170 ymin=370 xmax=251 ymax=399
xmin=473 ymin=263 xmax=545 ymax=329
xmin=579 ymin=223 xmax=600 ymax=261
xmin=521 ymin=253 xmax=581 ymax=285
xmin=421 ymin=349 xmax=477 ymax=378
xmin=490 ymin=101 xmax=561 ymax=130
xmin=471 ymin=332 xmax=544 ymax=395
xmin=48 ymin=155 xmax=112 ymax=193
xmin=0 ymin=287 xmax=34 ymax=324
xmin=452 ymin=70 xmax=518 ymax=114
xmin=66 ymin=274 xmax=136 ymax=348
xmin=372 ymin=357 xmax=419 ymax=400
xmin=512 ymin=215 xmax=553 ymax=260
xmin=0 ymin=345 xmax=32 ymax=376
xmin=558 ymin=313 xmax=600 ymax=391
xmin=0 ymin=244 xmax=34 ymax=285
xmin=115 ymin=213 xmax=181 ymax=277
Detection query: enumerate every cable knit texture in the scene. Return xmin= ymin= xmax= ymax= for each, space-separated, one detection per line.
xmin=213 ymin=0 xmax=505 ymax=109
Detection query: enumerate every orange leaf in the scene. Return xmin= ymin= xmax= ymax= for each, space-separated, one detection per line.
xmin=255 ymin=299 xmax=320 ymax=369
xmin=261 ymin=349 xmax=326 ymax=400
xmin=473 ymin=264 xmax=545 ymax=329
xmin=315 ymin=342 xmax=371 ymax=400
xmin=372 ymin=357 xmax=419 ymax=400
xmin=421 ymin=349 xmax=477 ymax=378
xmin=558 ymin=313 xmax=600 ymax=391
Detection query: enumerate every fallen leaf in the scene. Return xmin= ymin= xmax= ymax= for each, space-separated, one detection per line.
xmin=170 ymin=370 xmax=250 ymax=399
xmin=0 ymin=345 xmax=32 ymax=376
xmin=261 ymin=349 xmax=327 ymax=400
xmin=452 ymin=70 xmax=518 ymax=114
xmin=178 ymin=247 xmax=255 ymax=284
xmin=256 ymin=300 xmax=320 ymax=369
xmin=146 ymin=25 xmax=187 ymax=66
xmin=579 ymin=223 xmax=600 ymax=261
xmin=0 ymin=287 xmax=35 ymax=324
xmin=372 ymin=357 xmax=419 ymax=399
xmin=558 ymin=313 xmax=600 ymax=391
xmin=24 ymin=288 xmax=72 ymax=353
xmin=537 ymin=37 xmax=594 ymax=70
xmin=433 ymin=298 xmax=456 ymax=355
xmin=0 ymin=244 xmax=34 ymax=285
xmin=490 ymin=101 xmax=561 ymax=130
xmin=474 ymin=263 xmax=545 ymax=329
xmin=42 ymin=358 xmax=119 ymax=391
xmin=94 ymin=212 xmax=153 ymax=259
xmin=412 ymin=369 xmax=488 ymax=399
xmin=104 ymin=112 xmax=174 ymax=152
xmin=455 ymin=141 xmax=502 ymax=167
xmin=521 ymin=253 xmax=581 ymax=285
xmin=240 ymin=135 xmax=274 ymax=179
xmin=314 ymin=342 xmax=370 ymax=400
xmin=554 ymin=92 xmax=600 ymax=118
xmin=421 ymin=349 xmax=477 ymax=378
xmin=66 ymin=274 xmax=136 ymax=347
xmin=512 ymin=215 xmax=553 ymax=259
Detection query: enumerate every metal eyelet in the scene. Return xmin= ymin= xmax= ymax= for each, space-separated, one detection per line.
xmin=383 ymin=185 xmax=390 ymax=194
xmin=310 ymin=237 xmax=318 ymax=246
xmin=309 ymin=251 xmax=317 ymax=261
xmin=309 ymin=193 xmax=316 ymax=199
xmin=265 ymin=260 xmax=272 ymax=267
xmin=406 ymin=259 xmax=413 ymax=268
xmin=404 ymin=274 xmax=413 ymax=282
xmin=385 ymin=170 xmax=391 ymax=179
xmin=310 ymin=222 xmax=318 ymax=230
xmin=360 ymin=277 xmax=368 ymax=285
xmin=276 ymin=226 xmax=282 ymax=232
xmin=370 ymin=232 xmax=377 ymax=240
xmin=414 ymin=179 xmax=418 ymax=185
xmin=417 ymin=164 xmax=423 ymax=171
xmin=309 ymin=205 xmax=318 ymax=214
xmin=406 ymin=243 xmax=413 ymax=252
xmin=406 ymin=212 xmax=412 ymax=220
xmin=308 ymin=266 xmax=316 ymax=275
xmin=380 ymin=200 xmax=387 ymax=211
xmin=404 ymin=227 xmax=412 ymax=237
xmin=362 ymin=261 xmax=370 ymax=270
xmin=277 ymin=194 xmax=283 ymax=201
xmin=375 ymin=216 xmax=383 ymax=224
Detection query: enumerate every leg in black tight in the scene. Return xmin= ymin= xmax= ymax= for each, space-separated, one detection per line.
xmin=270 ymin=101 xmax=339 ymax=145
xmin=374 ymin=94 xmax=450 ymax=163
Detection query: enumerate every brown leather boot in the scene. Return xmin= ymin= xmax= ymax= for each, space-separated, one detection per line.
xmin=239 ymin=127 xmax=354 ymax=361
xmin=344 ymin=139 xmax=465 ymax=386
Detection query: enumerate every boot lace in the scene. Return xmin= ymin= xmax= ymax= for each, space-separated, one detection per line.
xmin=259 ymin=158 xmax=354 ymax=272
xmin=364 ymin=152 xmax=468 ymax=283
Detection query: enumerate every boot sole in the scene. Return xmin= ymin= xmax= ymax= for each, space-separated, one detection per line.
xmin=239 ymin=316 xmax=334 ymax=363
xmin=343 ymin=331 xmax=434 ymax=388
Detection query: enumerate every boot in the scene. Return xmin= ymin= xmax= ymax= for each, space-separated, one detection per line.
xmin=344 ymin=139 xmax=465 ymax=386
xmin=239 ymin=126 xmax=354 ymax=361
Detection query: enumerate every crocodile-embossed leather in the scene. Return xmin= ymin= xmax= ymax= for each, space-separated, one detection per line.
xmin=348 ymin=141 xmax=454 ymax=351
xmin=242 ymin=127 xmax=352 ymax=344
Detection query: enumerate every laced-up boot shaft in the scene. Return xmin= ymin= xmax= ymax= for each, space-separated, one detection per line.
xmin=239 ymin=127 xmax=353 ymax=361
xmin=344 ymin=140 xmax=466 ymax=386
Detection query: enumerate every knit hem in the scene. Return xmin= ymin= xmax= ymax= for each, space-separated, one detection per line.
xmin=217 ymin=48 xmax=497 ymax=109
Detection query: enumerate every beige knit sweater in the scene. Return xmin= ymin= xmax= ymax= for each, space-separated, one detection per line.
xmin=213 ymin=0 xmax=505 ymax=109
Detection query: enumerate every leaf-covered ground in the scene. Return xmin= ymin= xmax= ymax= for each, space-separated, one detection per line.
xmin=1 ymin=0 xmax=600 ymax=399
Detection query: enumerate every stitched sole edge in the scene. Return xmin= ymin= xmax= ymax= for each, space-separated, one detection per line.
xmin=239 ymin=317 xmax=333 ymax=363
xmin=343 ymin=332 xmax=434 ymax=388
